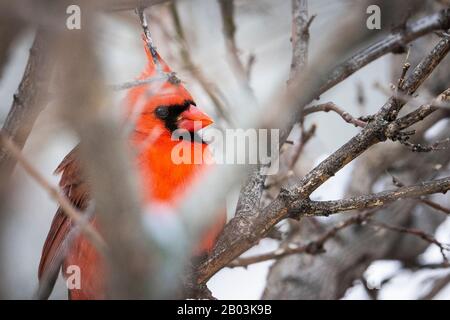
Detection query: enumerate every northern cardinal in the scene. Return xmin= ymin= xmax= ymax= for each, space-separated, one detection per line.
xmin=38 ymin=39 xmax=225 ymax=299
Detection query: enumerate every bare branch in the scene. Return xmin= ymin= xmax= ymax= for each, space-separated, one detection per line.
xmin=106 ymin=0 xmax=170 ymax=11
xmin=218 ymin=13 xmax=450 ymax=286
xmin=0 ymin=30 xmax=51 ymax=185
xmin=264 ymin=127 xmax=450 ymax=299
xmin=0 ymin=16 xmax=23 ymax=78
xmin=320 ymin=9 xmax=450 ymax=94
xmin=386 ymin=88 xmax=450 ymax=135
xmin=170 ymin=1 xmax=232 ymax=124
xmin=420 ymin=273 xmax=450 ymax=300
xmin=407 ymin=261 xmax=450 ymax=270
xmin=196 ymin=34 xmax=450 ymax=285
xmin=218 ymin=0 xmax=252 ymax=88
xmin=367 ymin=219 xmax=449 ymax=261
xmin=287 ymin=124 xmax=316 ymax=168
xmin=0 ymin=133 xmax=106 ymax=252
xmin=137 ymin=6 xmax=161 ymax=71
xmin=55 ymin=4 xmax=155 ymax=298
xmin=305 ymin=176 xmax=450 ymax=216
xmin=420 ymin=198 xmax=450 ymax=215
xmin=264 ymin=124 xmax=316 ymax=190
xmin=229 ymin=210 xmax=376 ymax=268
xmin=110 ymin=73 xmax=178 ymax=91
xmin=396 ymin=137 xmax=450 ymax=153
xmin=303 ymin=102 xmax=366 ymax=128
xmin=289 ymin=0 xmax=315 ymax=80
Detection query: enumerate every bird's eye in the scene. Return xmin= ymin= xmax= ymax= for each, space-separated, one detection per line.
xmin=155 ymin=106 xmax=169 ymax=119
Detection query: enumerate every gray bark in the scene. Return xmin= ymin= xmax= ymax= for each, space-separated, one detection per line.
xmin=262 ymin=2 xmax=450 ymax=299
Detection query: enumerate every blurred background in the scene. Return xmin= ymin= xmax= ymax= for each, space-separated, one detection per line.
xmin=0 ymin=0 xmax=449 ymax=299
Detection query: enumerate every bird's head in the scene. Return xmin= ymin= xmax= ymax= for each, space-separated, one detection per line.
xmin=127 ymin=39 xmax=213 ymax=139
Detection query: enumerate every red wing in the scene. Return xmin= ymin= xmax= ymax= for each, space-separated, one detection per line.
xmin=38 ymin=146 xmax=90 ymax=295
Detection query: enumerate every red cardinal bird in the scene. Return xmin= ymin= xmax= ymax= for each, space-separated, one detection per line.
xmin=38 ymin=40 xmax=225 ymax=299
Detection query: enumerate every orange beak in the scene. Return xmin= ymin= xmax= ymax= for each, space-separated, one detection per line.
xmin=178 ymin=106 xmax=214 ymax=132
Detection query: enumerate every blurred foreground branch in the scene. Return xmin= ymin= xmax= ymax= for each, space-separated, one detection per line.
xmin=196 ymin=25 xmax=450 ymax=286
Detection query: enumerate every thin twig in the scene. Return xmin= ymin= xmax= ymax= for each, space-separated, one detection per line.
xmin=420 ymin=198 xmax=450 ymax=215
xmin=0 ymin=31 xmax=51 ymax=184
xmin=111 ymin=73 xmax=177 ymax=91
xmin=137 ymin=5 xmax=161 ymax=71
xmin=385 ymin=88 xmax=450 ymax=136
xmin=419 ymin=273 xmax=450 ymax=300
xmin=55 ymin=6 xmax=156 ymax=298
xmin=396 ymin=138 xmax=450 ymax=153
xmin=196 ymin=11 xmax=450 ymax=286
xmin=289 ymin=0 xmax=316 ymax=80
xmin=265 ymin=124 xmax=316 ymax=190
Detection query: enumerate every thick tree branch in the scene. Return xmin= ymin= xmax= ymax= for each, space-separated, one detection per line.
xmin=229 ymin=209 xmax=376 ymax=267
xmin=306 ymin=176 xmax=450 ymax=216
xmin=226 ymin=8 xmax=450 ymax=250
xmin=196 ymin=33 xmax=450 ymax=285
xmin=289 ymin=0 xmax=315 ymax=80
xmin=420 ymin=198 xmax=450 ymax=215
